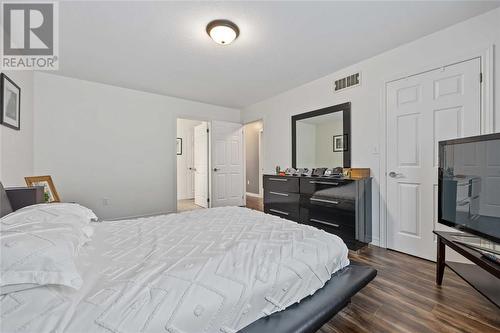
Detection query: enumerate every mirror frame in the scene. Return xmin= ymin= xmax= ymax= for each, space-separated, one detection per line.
xmin=291 ymin=102 xmax=351 ymax=168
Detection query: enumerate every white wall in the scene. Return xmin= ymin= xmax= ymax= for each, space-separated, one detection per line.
xmin=295 ymin=122 xmax=316 ymax=168
xmin=242 ymin=8 xmax=500 ymax=246
xmin=315 ymin=120 xmax=343 ymax=167
xmin=177 ymin=119 xmax=202 ymax=200
xmin=34 ymin=73 xmax=240 ymax=219
xmin=0 ymin=71 xmax=34 ymax=187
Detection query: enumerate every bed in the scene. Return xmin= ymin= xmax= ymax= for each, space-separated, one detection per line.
xmin=1 ymin=185 xmax=376 ymax=333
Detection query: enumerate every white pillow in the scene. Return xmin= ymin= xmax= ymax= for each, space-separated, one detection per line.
xmin=0 ymin=211 xmax=85 ymax=295
xmin=14 ymin=203 xmax=98 ymax=223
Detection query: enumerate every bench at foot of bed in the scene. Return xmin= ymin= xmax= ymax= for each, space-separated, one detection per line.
xmin=238 ymin=262 xmax=377 ymax=333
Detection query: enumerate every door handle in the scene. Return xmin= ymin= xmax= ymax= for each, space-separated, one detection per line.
xmin=269 ymin=191 xmax=289 ymax=197
xmin=309 ymin=181 xmax=339 ymax=186
xmin=310 ymin=219 xmax=339 ymax=228
xmin=269 ymin=208 xmax=290 ymax=216
xmin=213 ymin=168 xmax=219 ymax=172
xmin=388 ymin=171 xmax=403 ymax=178
xmin=310 ymin=197 xmax=339 ymax=205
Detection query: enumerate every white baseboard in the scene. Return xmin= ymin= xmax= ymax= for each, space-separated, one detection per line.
xmin=246 ymin=192 xmax=262 ymax=198
xmin=104 ymin=210 xmax=174 ymax=221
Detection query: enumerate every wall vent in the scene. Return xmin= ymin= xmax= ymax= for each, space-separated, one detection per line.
xmin=334 ymin=72 xmax=360 ymax=92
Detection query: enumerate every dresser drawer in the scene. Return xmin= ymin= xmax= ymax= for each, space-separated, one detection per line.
xmin=300 ymin=209 xmax=355 ymax=241
xmin=264 ymin=176 xmax=299 ymax=193
xmin=300 ymin=178 xmax=355 ymax=197
xmin=301 ymin=194 xmax=355 ymax=213
xmin=300 ymin=205 xmax=355 ymax=228
xmin=264 ymin=190 xmax=300 ymax=205
xmin=265 ymin=203 xmax=299 ymax=221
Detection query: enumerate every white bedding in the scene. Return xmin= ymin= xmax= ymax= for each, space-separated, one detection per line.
xmin=1 ymin=207 xmax=349 ymax=333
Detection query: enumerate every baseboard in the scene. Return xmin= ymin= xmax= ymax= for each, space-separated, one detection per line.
xmin=104 ymin=210 xmax=174 ymax=221
xmin=246 ymin=192 xmax=262 ymax=198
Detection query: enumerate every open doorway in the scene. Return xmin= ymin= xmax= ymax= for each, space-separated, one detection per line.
xmin=244 ymin=120 xmax=264 ymax=211
xmin=177 ymin=118 xmax=209 ymax=212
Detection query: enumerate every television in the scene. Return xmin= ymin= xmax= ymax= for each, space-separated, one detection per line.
xmin=438 ymin=133 xmax=500 ymax=244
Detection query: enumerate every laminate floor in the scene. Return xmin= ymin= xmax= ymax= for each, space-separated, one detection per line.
xmin=245 ymin=196 xmax=500 ymax=333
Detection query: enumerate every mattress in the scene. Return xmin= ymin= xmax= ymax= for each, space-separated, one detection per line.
xmin=1 ymin=206 xmax=349 ymax=333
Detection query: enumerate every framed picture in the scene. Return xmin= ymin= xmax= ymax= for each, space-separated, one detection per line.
xmin=176 ymin=138 xmax=183 ymax=155
xmin=0 ymin=73 xmax=21 ymax=130
xmin=25 ymin=175 xmax=60 ymax=203
xmin=333 ymin=134 xmax=348 ymax=152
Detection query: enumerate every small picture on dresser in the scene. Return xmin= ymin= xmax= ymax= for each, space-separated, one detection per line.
xmin=333 ymin=134 xmax=348 ymax=152
xmin=0 ymin=73 xmax=21 ymax=130
xmin=25 ymin=175 xmax=60 ymax=203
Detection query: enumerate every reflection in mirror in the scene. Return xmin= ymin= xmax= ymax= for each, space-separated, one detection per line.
xmin=296 ymin=112 xmax=344 ymax=168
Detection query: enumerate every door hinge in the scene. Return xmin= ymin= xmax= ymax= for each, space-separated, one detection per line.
xmin=207 ymin=198 xmax=210 ymax=202
xmin=206 ymin=128 xmax=210 ymax=133
xmin=480 ymin=72 xmax=483 ymax=83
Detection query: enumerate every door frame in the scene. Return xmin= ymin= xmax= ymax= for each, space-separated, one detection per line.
xmin=243 ymin=119 xmax=265 ymax=200
xmin=176 ymin=117 xmax=211 ymax=211
xmin=258 ymin=128 xmax=264 ymax=197
xmin=378 ymin=45 xmax=494 ymax=248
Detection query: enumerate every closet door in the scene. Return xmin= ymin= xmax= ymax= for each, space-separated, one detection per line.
xmin=386 ymin=58 xmax=481 ymax=260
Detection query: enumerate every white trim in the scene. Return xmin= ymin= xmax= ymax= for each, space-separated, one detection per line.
xmin=105 ymin=210 xmax=174 ymax=221
xmin=379 ymin=45 xmax=495 ymax=249
xmin=481 ymin=45 xmax=495 ymax=134
xmin=246 ymin=192 xmax=262 ymax=198
xmin=258 ymin=128 xmax=264 ymax=197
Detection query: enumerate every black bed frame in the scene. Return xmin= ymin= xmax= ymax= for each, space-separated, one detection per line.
xmin=239 ymin=263 xmax=376 ymax=333
xmin=2 ymin=186 xmax=377 ymax=333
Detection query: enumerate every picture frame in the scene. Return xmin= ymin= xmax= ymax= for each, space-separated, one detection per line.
xmin=25 ymin=175 xmax=60 ymax=203
xmin=176 ymin=138 xmax=183 ymax=155
xmin=0 ymin=73 xmax=21 ymax=130
xmin=333 ymin=134 xmax=348 ymax=152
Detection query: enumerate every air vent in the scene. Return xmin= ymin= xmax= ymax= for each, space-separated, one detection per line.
xmin=334 ymin=73 xmax=360 ymax=92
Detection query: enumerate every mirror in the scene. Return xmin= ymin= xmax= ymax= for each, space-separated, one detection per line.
xmin=292 ymin=102 xmax=351 ymax=169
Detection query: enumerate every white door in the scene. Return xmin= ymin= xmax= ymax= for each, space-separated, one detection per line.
xmin=386 ymin=58 xmax=481 ymax=260
xmin=211 ymin=120 xmax=245 ymax=207
xmin=194 ymin=123 xmax=208 ymax=208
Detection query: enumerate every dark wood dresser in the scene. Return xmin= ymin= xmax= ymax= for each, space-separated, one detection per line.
xmin=263 ymin=174 xmax=372 ymax=250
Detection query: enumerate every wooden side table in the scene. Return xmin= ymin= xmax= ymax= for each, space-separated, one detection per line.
xmin=434 ymin=231 xmax=500 ymax=308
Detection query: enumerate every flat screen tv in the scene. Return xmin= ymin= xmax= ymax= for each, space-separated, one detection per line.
xmin=438 ymin=133 xmax=500 ymax=244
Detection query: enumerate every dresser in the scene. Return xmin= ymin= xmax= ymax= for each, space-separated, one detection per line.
xmin=263 ymin=174 xmax=372 ymax=250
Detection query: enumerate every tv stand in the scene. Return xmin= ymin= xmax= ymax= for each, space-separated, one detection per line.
xmin=434 ymin=231 xmax=500 ymax=308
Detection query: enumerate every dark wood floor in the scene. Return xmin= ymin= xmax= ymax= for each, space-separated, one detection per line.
xmin=246 ymin=197 xmax=500 ymax=333
xmin=245 ymin=195 xmax=263 ymax=211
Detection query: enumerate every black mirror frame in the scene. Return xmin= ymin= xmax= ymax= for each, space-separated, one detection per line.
xmin=291 ymin=102 xmax=351 ymax=168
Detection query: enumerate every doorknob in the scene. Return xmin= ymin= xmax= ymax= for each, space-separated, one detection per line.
xmin=213 ymin=168 xmax=219 ymax=172
xmin=388 ymin=171 xmax=403 ymax=178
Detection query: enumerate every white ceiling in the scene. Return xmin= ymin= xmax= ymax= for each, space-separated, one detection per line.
xmin=56 ymin=1 xmax=500 ymax=109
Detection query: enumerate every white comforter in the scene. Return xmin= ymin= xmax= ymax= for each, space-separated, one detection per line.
xmin=1 ymin=207 xmax=349 ymax=333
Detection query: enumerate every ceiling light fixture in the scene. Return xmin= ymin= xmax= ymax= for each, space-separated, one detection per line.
xmin=206 ymin=19 xmax=239 ymax=45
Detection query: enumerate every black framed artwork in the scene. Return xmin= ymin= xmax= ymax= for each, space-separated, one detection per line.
xmin=0 ymin=73 xmax=21 ymax=130
xmin=333 ymin=134 xmax=348 ymax=152
xmin=176 ymin=138 xmax=182 ymax=155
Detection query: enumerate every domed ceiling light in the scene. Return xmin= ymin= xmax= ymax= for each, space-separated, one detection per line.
xmin=206 ymin=19 xmax=239 ymax=45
